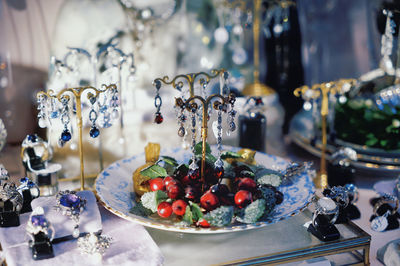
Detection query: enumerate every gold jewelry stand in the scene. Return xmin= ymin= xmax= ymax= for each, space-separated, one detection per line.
xmin=294 ymin=79 xmax=356 ymax=189
xmin=242 ymin=0 xmax=295 ymax=96
xmin=154 ymin=69 xmax=230 ymax=186
xmin=37 ymin=84 xmax=117 ymax=191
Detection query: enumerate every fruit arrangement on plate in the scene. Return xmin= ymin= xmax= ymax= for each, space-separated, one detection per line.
xmin=131 ymin=143 xmax=306 ymax=228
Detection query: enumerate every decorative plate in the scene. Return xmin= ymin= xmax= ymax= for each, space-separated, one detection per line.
xmin=96 ymin=146 xmax=315 ymax=234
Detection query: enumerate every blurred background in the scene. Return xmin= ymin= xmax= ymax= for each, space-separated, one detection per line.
xmin=0 ymin=0 xmax=399 ymax=182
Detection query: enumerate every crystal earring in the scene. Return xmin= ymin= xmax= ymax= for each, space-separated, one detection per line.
xmin=89 ymin=96 xmax=100 ymax=138
xmin=188 ymin=104 xmax=199 ymax=180
xmin=175 ymin=98 xmax=186 ymax=137
xmin=59 ymin=96 xmax=71 ymax=146
xmin=214 ymin=103 xmax=224 ymax=179
xmin=98 ymin=94 xmax=111 ymax=128
xmin=227 ymin=93 xmax=237 ymax=134
xmin=154 ymin=80 xmax=163 ymax=124
xmin=37 ymin=95 xmax=48 ymax=128
xmin=110 ymin=86 xmax=119 ymax=121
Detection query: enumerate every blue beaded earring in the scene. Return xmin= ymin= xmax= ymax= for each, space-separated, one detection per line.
xmin=59 ymin=96 xmax=71 ymax=147
xmin=89 ymin=96 xmax=100 ymax=138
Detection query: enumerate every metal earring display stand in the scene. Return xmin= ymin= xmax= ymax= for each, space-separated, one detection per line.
xmin=294 ymin=79 xmax=356 ymax=189
xmin=154 ymin=69 xmax=231 ymax=188
xmin=37 ymin=84 xmax=117 ymax=191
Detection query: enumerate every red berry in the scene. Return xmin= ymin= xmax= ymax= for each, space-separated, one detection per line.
xmin=197 ymin=218 xmax=210 ymax=228
xmin=157 ymin=202 xmax=172 ymax=218
xmin=167 ymin=184 xmax=181 ymax=199
xmin=149 ymin=178 xmax=165 ymax=191
xmin=163 ymin=176 xmax=177 ymax=188
xmin=154 ymin=113 xmax=163 ymax=124
xmin=200 ymin=191 xmax=220 ymax=211
xmin=237 ymin=178 xmax=257 ymax=192
xmin=172 ymin=200 xmax=187 ymax=216
xmin=234 ymin=190 xmax=253 ymax=208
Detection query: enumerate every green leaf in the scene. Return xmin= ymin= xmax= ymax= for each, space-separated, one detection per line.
xmin=221 ymin=151 xmax=241 ymax=159
xmin=190 ymin=202 xmax=203 ymax=222
xmin=182 ymin=205 xmax=193 ymax=224
xmin=160 ymin=156 xmax=178 ymax=167
xmin=194 ymin=141 xmax=211 ymax=155
xmin=130 ymin=201 xmax=153 ymax=217
xmin=140 ymin=191 xmax=168 ymax=213
xmin=140 ymin=164 xmax=168 ymax=179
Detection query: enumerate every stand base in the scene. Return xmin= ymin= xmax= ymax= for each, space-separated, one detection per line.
xmin=0 ymin=212 xmax=20 ymax=227
xmin=31 ymin=233 xmax=54 ymax=260
xmin=308 ymin=223 xmax=340 ymax=242
xmin=345 ymin=204 xmax=361 ymax=220
xmin=242 ymin=82 xmax=276 ymax=96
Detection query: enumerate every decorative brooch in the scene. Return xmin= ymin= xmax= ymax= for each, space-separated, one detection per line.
xmin=54 ymin=190 xmax=86 ymax=238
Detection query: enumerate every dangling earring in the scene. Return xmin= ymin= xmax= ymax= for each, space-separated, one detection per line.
xmin=89 ymin=96 xmax=100 ymax=138
xmin=175 ymin=98 xmax=186 ymax=137
xmin=188 ymin=103 xmax=200 ymax=180
xmin=59 ymin=96 xmax=71 ymax=146
xmin=154 ymin=80 xmax=163 ymax=124
xmin=37 ymin=95 xmax=48 ymax=128
xmin=110 ymin=86 xmax=119 ymax=121
xmin=214 ymin=103 xmax=224 ymax=180
xmin=227 ymin=93 xmax=237 ymax=134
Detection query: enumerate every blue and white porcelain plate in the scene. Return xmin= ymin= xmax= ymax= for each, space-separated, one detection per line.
xmin=96 ymin=146 xmax=315 ymax=234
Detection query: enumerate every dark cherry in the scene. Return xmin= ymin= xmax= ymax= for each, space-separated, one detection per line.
xmin=237 ymin=178 xmax=257 ymax=192
xmin=234 ymin=190 xmax=253 ymax=208
xmin=149 ymin=178 xmax=165 ymax=191
xmin=157 ymin=202 xmax=172 ymax=218
xmin=275 ymin=190 xmax=284 ymax=205
xmin=220 ymin=193 xmax=235 ymax=206
xmin=174 ymin=165 xmax=189 ymax=180
xmin=154 ymin=113 xmax=163 ymax=124
xmin=167 ymin=184 xmax=181 ymax=199
xmin=210 ymin=184 xmax=229 ymax=196
xmin=172 ymin=200 xmax=187 ymax=216
xmin=200 ymin=191 xmax=220 ymax=211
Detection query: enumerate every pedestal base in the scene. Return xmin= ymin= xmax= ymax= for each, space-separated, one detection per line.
xmin=308 ymin=223 xmax=340 ymax=242
xmin=0 ymin=212 xmax=20 ymax=227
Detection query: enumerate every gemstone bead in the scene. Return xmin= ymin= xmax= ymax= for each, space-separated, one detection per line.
xmin=214 ymin=165 xmax=224 ymax=179
xmin=90 ymin=127 xmax=100 ymax=138
xmin=178 ymin=126 xmax=185 ymax=137
xmin=38 ymin=118 xmax=47 ymax=128
xmin=20 ymin=177 xmax=29 ymax=183
xmin=229 ymin=122 xmax=236 ymax=131
xmin=188 ymin=168 xmax=200 ymax=180
xmin=31 ymin=215 xmax=47 ymax=226
xmin=154 ymin=113 xmax=163 ymax=124
xmin=111 ymin=109 xmax=119 ymax=120
xmin=61 ymin=130 xmax=72 ymax=142
xmin=27 ymin=134 xmax=37 ymax=142
xmin=60 ymin=193 xmax=80 ymax=208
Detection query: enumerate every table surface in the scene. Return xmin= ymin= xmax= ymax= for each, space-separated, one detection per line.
xmin=1 ymin=143 xmax=399 ymax=265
